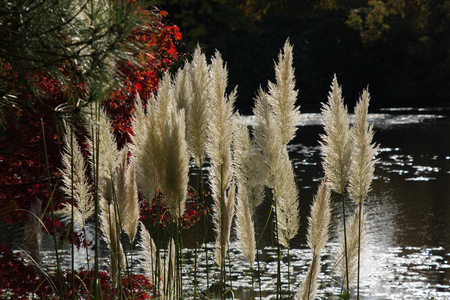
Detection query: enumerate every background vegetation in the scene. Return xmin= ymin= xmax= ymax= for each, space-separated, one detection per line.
xmin=156 ymin=0 xmax=450 ymax=113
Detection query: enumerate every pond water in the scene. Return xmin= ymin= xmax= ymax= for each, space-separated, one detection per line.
xmin=179 ymin=107 xmax=450 ymax=299
xmin=2 ymin=107 xmax=450 ymax=299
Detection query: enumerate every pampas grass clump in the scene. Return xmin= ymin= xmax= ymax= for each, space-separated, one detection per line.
xmin=50 ymin=38 xmax=380 ymax=300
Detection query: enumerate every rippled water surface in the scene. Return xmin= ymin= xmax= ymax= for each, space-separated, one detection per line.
xmin=2 ymin=107 xmax=450 ymax=299
xmin=231 ymin=107 xmax=450 ymax=299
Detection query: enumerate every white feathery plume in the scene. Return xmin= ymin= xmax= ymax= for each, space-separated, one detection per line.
xmin=139 ymin=221 xmax=158 ymax=283
xmin=253 ymin=90 xmax=299 ymax=248
xmin=161 ymin=108 xmax=189 ymax=220
xmin=206 ymin=51 xmax=236 ymax=267
xmin=347 ymin=88 xmax=378 ymax=297
xmin=153 ymin=71 xmax=174 ymax=137
xmin=306 ymin=180 xmax=331 ymax=255
xmin=173 ymin=64 xmax=192 ymax=115
xmin=115 ymin=146 xmax=140 ymax=242
xmin=85 ymin=105 xmax=120 ymax=201
xmin=130 ymin=94 xmax=148 ymax=170
xmin=252 ymin=89 xmax=283 ymax=188
xmin=116 ymin=146 xmax=128 ymax=215
xmin=58 ymin=125 xmax=94 ymax=228
xmin=319 ymin=75 xmax=352 ymax=194
xmin=337 ymin=207 xmax=366 ymax=288
xmin=131 ymin=74 xmax=173 ymax=201
xmin=187 ymin=45 xmax=210 ymax=166
xmin=234 ymin=122 xmax=266 ymax=213
xmin=296 ymin=180 xmax=331 ymax=300
xmin=130 ymin=94 xmax=148 ymax=145
xmin=24 ymin=199 xmax=43 ymax=266
xmin=123 ymin=161 xmax=140 ymax=242
xmin=147 ymin=71 xmax=174 ymax=195
xmin=267 ymin=38 xmax=300 ymax=145
xmin=100 ymin=197 xmax=125 ymax=282
xmin=235 ymin=177 xmax=256 ymax=266
xmin=234 ymin=123 xmax=267 ymax=266
xmin=132 ymin=94 xmax=161 ymax=201
xmin=347 ymin=88 xmax=378 ymax=204
xmin=214 ymin=181 xmax=236 ymax=267
xmin=273 ymin=150 xmax=300 ymax=248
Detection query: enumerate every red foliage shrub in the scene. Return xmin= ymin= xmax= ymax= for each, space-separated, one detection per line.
xmin=0 ymin=8 xmax=185 ymax=238
xmin=0 ymin=243 xmax=154 ymax=299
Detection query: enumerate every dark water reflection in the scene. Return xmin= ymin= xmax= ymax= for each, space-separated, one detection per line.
xmin=2 ymin=107 xmax=450 ymax=299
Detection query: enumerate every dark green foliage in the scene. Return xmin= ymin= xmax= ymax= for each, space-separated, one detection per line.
xmin=0 ymin=0 xmax=151 ymax=125
xmin=158 ymin=0 xmax=450 ymax=111
xmin=153 ymin=0 xmax=253 ymax=50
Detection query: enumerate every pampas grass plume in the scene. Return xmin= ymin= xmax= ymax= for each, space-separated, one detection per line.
xmin=253 ymin=89 xmax=299 ymax=248
xmin=206 ymin=51 xmax=236 ymax=267
xmin=58 ymin=125 xmax=94 ymax=228
xmin=234 ymin=123 xmax=264 ymax=266
xmin=337 ymin=207 xmax=366 ymax=287
xmin=85 ymin=105 xmax=120 ymax=202
xmin=116 ymin=146 xmax=140 ymax=242
xmin=133 ymin=95 xmax=162 ymax=200
xmin=187 ymin=45 xmax=210 ymax=166
xmin=173 ymin=64 xmax=192 ymax=114
xmin=320 ymin=75 xmax=352 ymax=194
xmin=274 ymin=151 xmax=300 ymax=248
xmin=348 ymin=88 xmax=378 ymax=203
xmin=307 ymin=180 xmax=331 ymax=255
xmin=234 ymin=122 xmax=266 ymax=212
xmin=123 ymin=161 xmax=140 ymax=242
xmin=214 ymin=181 xmax=236 ymax=266
xmin=100 ymin=198 xmax=126 ymax=281
xmin=235 ymin=185 xmax=256 ymax=266
xmin=252 ymin=89 xmax=283 ymax=188
xmin=267 ymin=38 xmax=300 ymax=145
xmin=162 ymin=108 xmax=189 ymax=220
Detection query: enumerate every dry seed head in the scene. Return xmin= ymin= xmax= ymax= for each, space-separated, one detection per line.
xmin=162 ymin=108 xmax=189 ymax=220
xmin=307 ymin=179 xmax=331 ymax=255
xmin=347 ymin=88 xmax=379 ymax=204
xmin=337 ymin=207 xmax=366 ymax=288
xmin=267 ymin=38 xmax=300 ymax=145
xmin=58 ymin=124 xmax=94 ymax=228
xmin=187 ymin=45 xmax=210 ymax=166
xmin=320 ymin=74 xmax=352 ymax=194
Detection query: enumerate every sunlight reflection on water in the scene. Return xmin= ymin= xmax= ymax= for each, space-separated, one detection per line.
xmin=3 ymin=107 xmax=450 ymax=299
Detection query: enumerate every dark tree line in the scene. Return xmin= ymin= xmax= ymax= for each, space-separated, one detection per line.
xmin=156 ymin=0 xmax=450 ymax=112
